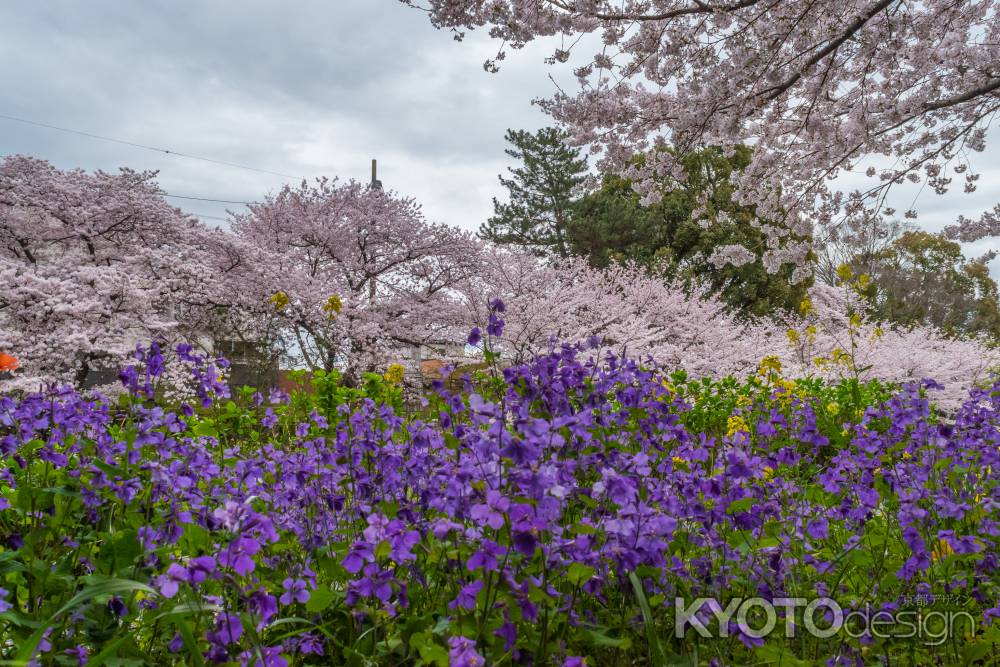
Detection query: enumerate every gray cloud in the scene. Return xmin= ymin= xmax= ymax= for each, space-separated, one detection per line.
xmin=1 ymin=0 xmax=997 ymax=273
xmin=0 ymin=0 xmax=557 ymax=229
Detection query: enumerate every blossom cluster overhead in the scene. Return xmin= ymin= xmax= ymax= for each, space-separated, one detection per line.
xmin=405 ymin=0 xmax=1000 ymax=276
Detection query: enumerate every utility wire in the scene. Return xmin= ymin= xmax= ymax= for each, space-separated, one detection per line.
xmin=189 ymin=212 xmax=231 ymax=222
xmin=0 ymin=112 xmax=304 ymax=181
xmin=164 ymin=193 xmax=251 ymax=205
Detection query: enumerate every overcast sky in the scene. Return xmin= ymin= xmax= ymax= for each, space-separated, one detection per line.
xmin=1 ymin=0 xmax=997 ymax=269
xmin=0 ymin=0 xmax=561 ymax=230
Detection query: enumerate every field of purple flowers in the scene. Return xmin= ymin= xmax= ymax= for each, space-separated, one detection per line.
xmin=1 ymin=315 xmax=999 ymax=665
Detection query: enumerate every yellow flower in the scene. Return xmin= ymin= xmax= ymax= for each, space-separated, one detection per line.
xmin=799 ymin=298 xmax=813 ymax=316
xmin=661 ymin=379 xmax=676 ymax=399
xmin=786 ymin=328 xmax=800 ymax=345
xmin=848 ymin=313 xmax=863 ymax=329
xmin=322 ymin=294 xmax=343 ymax=318
xmin=931 ymin=538 xmax=954 ymax=562
xmin=761 ymin=466 xmax=774 ymax=480
xmin=726 ymin=415 xmax=749 ymax=437
xmin=383 ymin=363 xmax=405 ymax=385
xmin=671 ymin=456 xmax=687 ymax=466
xmin=901 ymin=451 xmax=912 ymax=460
xmin=836 ymin=263 xmax=853 ymax=283
xmin=270 ymin=291 xmax=289 ymax=311
xmin=856 ymin=273 xmax=871 ymax=289
xmin=871 ymin=326 xmax=884 ymax=341
xmin=826 ymin=402 xmax=840 ymax=415
xmin=759 ymin=355 xmax=782 ymax=376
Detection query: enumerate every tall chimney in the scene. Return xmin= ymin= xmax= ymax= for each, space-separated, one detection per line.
xmin=370 ymin=159 xmax=383 ymax=190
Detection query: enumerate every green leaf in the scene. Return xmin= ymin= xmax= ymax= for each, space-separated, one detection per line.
xmin=629 ymin=571 xmax=669 ymax=667
xmin=305 ymin=586 xmax=337 ymax=613
xmin=726 ymin=497 xmax=755 ymax=515
xmin=192 ymin=420 xmax=219 ymax=438
xmin=170 ymin=617 xmax=205 ymax=667
xmin=567 ymin=562 xmax=596 ymax=586
xmin=154 ymin=600 xmax=222 ymax=620
xmin=584 ymin=629 xmax=632 ymax=649
xmin=86 ymin=636 xmax=134 ymax=667
xmin=54 ymin=577 xmax=157 ymax=618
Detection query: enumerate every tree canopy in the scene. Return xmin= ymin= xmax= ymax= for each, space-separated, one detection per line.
xmin=410 ymin=0 xmax=1000 ymax=278
xmin=849 ymin=230 xmax=1000 ymax=339
xmin=568 ymin=146 xmax=810 ymax=317
xmin=479 ymin=127 xmax=588 ymax=258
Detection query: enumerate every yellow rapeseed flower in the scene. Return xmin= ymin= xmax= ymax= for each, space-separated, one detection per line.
xmin=836 ymin=263 xmax=853 ymax=283
xmin=322 ymin=294 xmax=343 ymax=318
xmin=727 ymin=415 xmax=749 ymax=437
xmin=931 ymin=538 xmax=954 ymax=562
xmin=826 ymin=402 xmax=840 ymax=415
xmin=799 ymin=298 xmax=813 ymax=316
xmin=383 ymin=363 xmax=405 ymax=385
xmin=270 ymin=291 xmax=289 ymax=311
xmin=786 ymin=328 xmax=800 ymax=345
xmin=671 ymin=456 xmax=687 ymax=466
xmin=759 ymin=355 xmax=782 ymax=376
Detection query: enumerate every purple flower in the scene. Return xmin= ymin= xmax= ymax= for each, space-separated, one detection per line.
xmin=449 ymin=579 xmax=484 ymax=611
xmin=280 ymin=578 xmax=310 ymax=605
xmin=295 ymin=633 xmax=325 ymax=656
xmin=488 ymin=298 xmax=506 ymax=313
xmin=206 ymin=612 xmax=243 ymax=648
xmin=218 ymin=537 xmax=260 ymax=576
xmin=447 ymin=636 xmax=485 ymax=667
xmin=486 ymin=313 xmax=505 ymax=337
xmin=342 ymin=541 xmax=374 ymax=574
xmin=0 ymin=587 xmax=11 ymax=614
xmin=248 ymin=588 xmax=279 ymax=627
xmin=246 ymin=646 xmax=288 ymax=667
xmin=467 ymin=327 xmax=482 ymax=346
xmin=806 ymin=517 xmax=829 ymax=541
xmin=156 ymin=562 xmax=190 ymax=598
xmin=64 ymin=645 xmax=88 ymax=666
xmin=107 ymin=596 xmax=128 ymax=617
xmin=470 ymin=490 xmax=510 ymax=530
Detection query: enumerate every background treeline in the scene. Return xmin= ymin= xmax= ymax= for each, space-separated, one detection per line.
xmin=482 ymin=127 xmax=1000 ymax=339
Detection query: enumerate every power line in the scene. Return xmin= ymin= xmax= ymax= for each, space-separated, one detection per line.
xmin=0 ymin=112 xmax=304 ymax=181
xmin=164 ymin=193 xmax=251 ymax=205
xmin=189 ymin=212 xmax=231 ymax=222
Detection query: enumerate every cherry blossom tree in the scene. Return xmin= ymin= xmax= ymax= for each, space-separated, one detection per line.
xmin=405 ymin=0 xmax=1000 ymax=277
xmin=462 ymin=248 xmax=773 ymax=376
xmin=231 ymin=179 xmax=482 ymax=382
xmin=463 ymin=249 xmax=1000 ymax=407
xmin=0 ymin=155 xmax=270 ymax=391
xmin=783 ymin=280 xmax=1000 ymax=408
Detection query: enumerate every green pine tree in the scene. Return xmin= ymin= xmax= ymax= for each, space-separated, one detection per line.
xmin=479 ymin=127 xmax=588 ymax=258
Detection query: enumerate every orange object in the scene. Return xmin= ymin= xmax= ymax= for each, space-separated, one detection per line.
xmin=0 ymin=352 xmax=19 ymax=373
